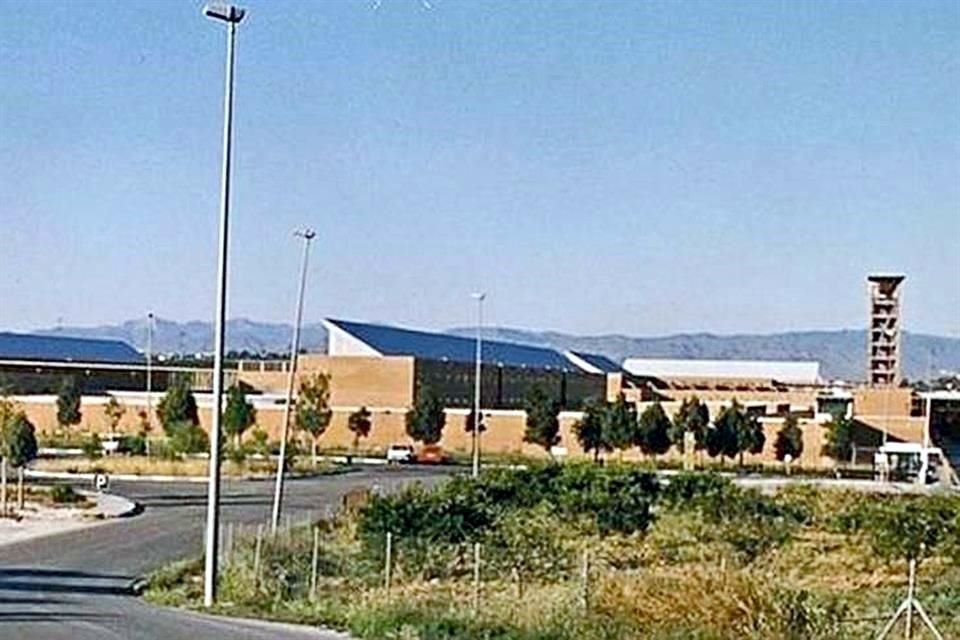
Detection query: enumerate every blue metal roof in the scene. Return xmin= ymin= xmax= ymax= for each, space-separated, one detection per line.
xmin=0 ymin=332 xmax=143 ymax=365
xmin=569 ymin=351 xmax=623 ymax=374
xmin=327 ymin=319 xmax=577 ymax=370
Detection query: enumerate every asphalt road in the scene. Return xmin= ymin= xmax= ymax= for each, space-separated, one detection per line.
xmin=0 ymin=468 xmax=448 ymax=640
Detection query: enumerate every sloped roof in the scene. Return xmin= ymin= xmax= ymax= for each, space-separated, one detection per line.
xmin=567 ymin=350 xmax=623 ymax=374
xmin=0 ymin=332 xmax=143 ymax=365
xmin=326 ymin=319 xmax=577 ymax=370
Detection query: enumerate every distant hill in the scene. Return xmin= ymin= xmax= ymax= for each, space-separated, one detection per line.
xmin=33 ymin=318 xmax=327 ymax=357
xmin=447 ymin=327 xmax=960 ymax=382
xmin=31 ymin=318 xmax=960 ymax=381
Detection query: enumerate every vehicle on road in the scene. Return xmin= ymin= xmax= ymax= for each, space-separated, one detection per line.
xmin=874 ymin=442 xmax=947 ymax=484
xmin=386 ymin=444 xmax=415 ymax=464
xmin=416 ymin=444 xmax=449 ymax=465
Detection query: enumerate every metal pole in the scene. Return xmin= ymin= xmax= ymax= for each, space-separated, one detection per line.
xmin=203 ymin=8 xmax=243 ymax=608
xmin=271 ymin=229 xmax=316 ymax=533
xmin=384 ymin=531 xmax=393 ymax=591
xmin=472 ymin=293 xmax=485 ymax=478
xmin=145 ymin=312 xmax=153 ymax=455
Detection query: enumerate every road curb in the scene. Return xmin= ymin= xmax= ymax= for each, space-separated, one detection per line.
xmin=25 ymin=466 xmax=366 ymax=484
xmin=76 ymin=489 xmax=141 ymax=518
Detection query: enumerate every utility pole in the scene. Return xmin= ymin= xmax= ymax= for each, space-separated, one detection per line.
xmin=202 ymin=2 xmax=245 ymax=608
xmin=271 ymin=228 xmax=316 ymax=532
xmin=471 ymin=292 xmax=486 ymax=478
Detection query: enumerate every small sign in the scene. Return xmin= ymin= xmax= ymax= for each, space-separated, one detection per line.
xmin=94 ymin=473 xmax=110 ymax=492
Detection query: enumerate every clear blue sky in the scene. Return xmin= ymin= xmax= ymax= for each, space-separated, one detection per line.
xmin=1 ymin=0 xmax=958 ymax=337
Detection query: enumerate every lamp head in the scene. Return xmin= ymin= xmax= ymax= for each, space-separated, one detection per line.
xmin=203 ymin=3 xmax=246 ymax=24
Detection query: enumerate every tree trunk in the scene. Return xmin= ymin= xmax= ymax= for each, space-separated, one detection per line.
xmin=738 ymin=451 xmax=744 ymax=468
xmin=593 ymin=449 xmax=599 ymax=464
xmin=17 ymin=467 xmax=24 ymax=511
xmin=311 ymin=437 xmax=317 ymax=468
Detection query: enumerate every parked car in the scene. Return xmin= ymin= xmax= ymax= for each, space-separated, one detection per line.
xmin=386 ymin=444 xmax=415 ymax=464
xmin=416 ymin=444 xmax=448 ymax=465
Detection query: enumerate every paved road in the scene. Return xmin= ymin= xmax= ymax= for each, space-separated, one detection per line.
xmin=0 ymin=468 xmax=448 ymax=640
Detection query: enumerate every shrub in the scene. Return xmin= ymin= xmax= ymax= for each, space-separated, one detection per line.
xmin=120 ymin=433 xmax=147 ymax=456
xmin=167 ymin=421 xmax=209 ymax=455
xmin=81 ymin=433 xmax=102 ymax=460
xmin=837 ymin=494 xmax=960 ymax=563
xmin=51 ymin=484 xmax=83 ymax=504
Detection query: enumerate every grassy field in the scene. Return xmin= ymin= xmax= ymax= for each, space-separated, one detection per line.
xmin=146 ymin=466 xmax=960 ymax=640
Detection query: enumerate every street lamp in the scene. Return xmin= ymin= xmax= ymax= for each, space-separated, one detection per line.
xmin=202 ymin=2 xmax=245 ymax=609
xmin=471 ymin=292 xmax=486 ymax=478
xmin=271 ymin=228 xmax=317 ymax=533
xmin=146 ymin=312 xmax=154 ymax=450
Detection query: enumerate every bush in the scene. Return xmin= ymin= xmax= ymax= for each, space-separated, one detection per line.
xmin=835 ymin=494 xmax=960 ymax=563
xmin=167 ymin=421 xmax=209 ymax=455
xmin=661 ymin=472 xmax=735 ymax=511
xmin=51 ymin=484 xmax=83 ymax=504
xmin=81 ymin=434 xmax=102 ymax=460
xmin=120 ymin=433 xmax=147 ymax=456
xmin=359 ymin=464 xmax=660 ymax=548
xmin=660 ymin=472 xmax=805 ymax=563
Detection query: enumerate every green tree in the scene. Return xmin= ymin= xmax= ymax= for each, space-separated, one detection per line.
xmin=572 ymin=399 xmax=609 ymax=462
xmin=670 ymin=396 xmax=710 ymax=460
xmin=774 ymin=414 xmax=804 ymax=462
xmin=1 ymin=406 xmax=38 ymax=512
xmin=0 ymin=398 xmax=15 ymax=514
xmin=157 ymin=376 xmax=199 ymax=431
xmin=56 ymin=376 xmax=82 ymax=429
xmin=348 ymin=406 xmax=373 ymax=453
xmin=822 ymin=416 xmax=855 ymax=463
xmin=405 ymin=387 xmax=446 ymax=446
xmin=522 ymin=386 xmax=560 ymax=456
xmin=296 ymin=373 xmax=333 ymax=466
xmin=222 ymin=384 xmax=256 ymax=447
xmin=637 ymin=401 xmax=673 ymax=459
xmin=706 ymin=402 xmax=741 ymax=464
xmin=104 ymin=395 xmax=126 ymax=433
xmin=737 ymin=410 xmax=766 ymax=466
xmin=603 ymin=394 xmax=637 ymax=457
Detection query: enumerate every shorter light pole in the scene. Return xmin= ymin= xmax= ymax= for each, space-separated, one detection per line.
xmin=471 ymin=292 xmax=486 ymax=478
xmin=271 ymin=228 xmax=317 ymax=533
xmin=146 ymin=312 xmax=154 ymax=432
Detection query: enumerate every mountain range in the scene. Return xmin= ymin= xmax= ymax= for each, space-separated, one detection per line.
xmin=32 ymin=318 xmax=960 ymax=382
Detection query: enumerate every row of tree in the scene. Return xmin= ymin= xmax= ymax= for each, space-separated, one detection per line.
xmin=569 ymin=395 xmax=782 ymax=465
xmin=47 ymin=374 xmax=852 ymax=466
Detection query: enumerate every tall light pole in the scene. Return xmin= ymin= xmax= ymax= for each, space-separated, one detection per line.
xmin=471 ymin=292 xmax=486 ymax=478
xmin=146 ymin=312 xmax=154 ymax=445
xmin=271 ymin=228 xmax=316 ymax=532
xmin=202 ymin=2 xmax=245 ymax=608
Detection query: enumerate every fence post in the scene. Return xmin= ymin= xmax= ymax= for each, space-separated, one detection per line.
xmin=384 ymin=531 xmax=393 ymax=592
xmin=310 ymin=526 xmax=320 ymax=602
xmin=580 ymin=548 xmax=590 ymax=610
xmin=472 ymin=542 xmax=481 ymax=613
xmin=253 ymin=523 xmax=264 ymax=592
xmin=905 ymin=559 xmax=915 ymax=640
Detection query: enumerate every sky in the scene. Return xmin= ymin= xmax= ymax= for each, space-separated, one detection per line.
xmin=1 ymin=0 xmax=958 ymax=338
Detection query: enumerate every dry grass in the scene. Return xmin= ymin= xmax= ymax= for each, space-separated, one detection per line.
xmin=33 ymin=456 xmax=333 ymax=478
